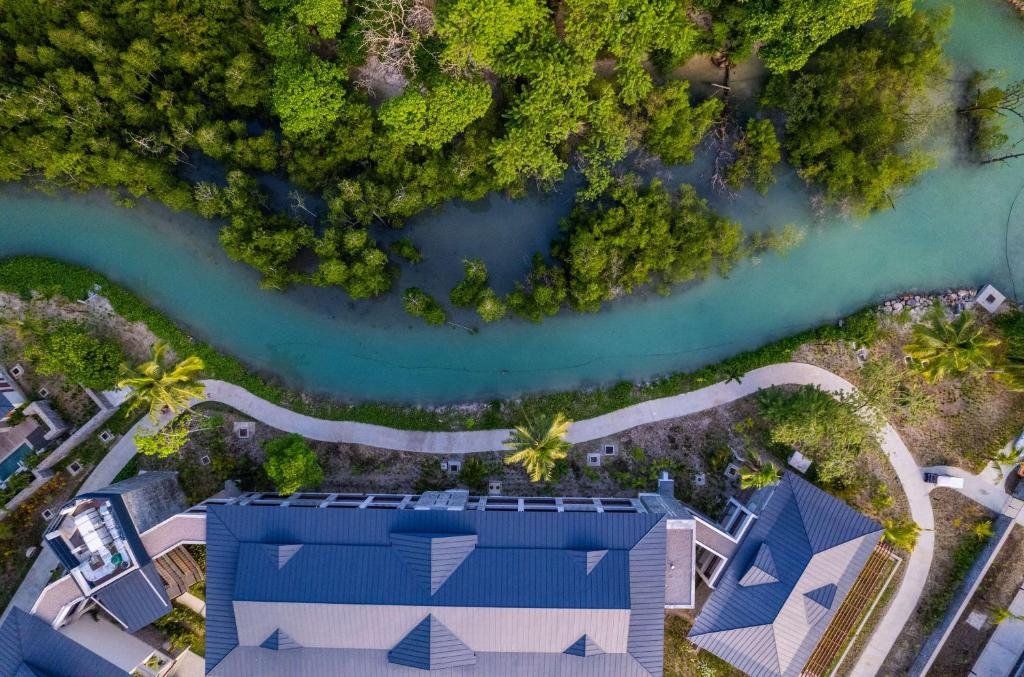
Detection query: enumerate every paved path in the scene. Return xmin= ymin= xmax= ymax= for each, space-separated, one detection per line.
xmin=920 ymin=465 xmax=1011 ymax=514
xmin=175 ymin=591 xmax=205 ymax=618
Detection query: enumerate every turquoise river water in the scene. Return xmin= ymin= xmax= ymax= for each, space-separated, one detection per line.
xmin=1 ymin=0 xmax=1024 ymax=404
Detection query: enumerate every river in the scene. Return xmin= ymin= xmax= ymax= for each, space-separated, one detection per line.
xmin=1 ymin=0 xmax=1022 ymax=403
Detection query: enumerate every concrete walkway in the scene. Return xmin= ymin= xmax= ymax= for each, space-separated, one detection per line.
xmin=920 ymin=465 xmax=1011 ymax=514
xmin=175 ymin=591 xmax=205 ymax=618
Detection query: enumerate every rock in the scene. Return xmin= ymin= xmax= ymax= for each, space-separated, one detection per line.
xmin=892 ymin=301 xmax=903 ymax=312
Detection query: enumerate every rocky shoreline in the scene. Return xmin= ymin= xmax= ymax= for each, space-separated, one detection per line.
xmin=879 ymin=288 xmax=981 ymax=317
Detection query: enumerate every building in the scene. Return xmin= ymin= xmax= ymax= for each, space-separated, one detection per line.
xmin=688 ymin=473 xmax=884 ymax=677
xmin=0 ymin=366 xmax=26 ymax=422
xmin=0 ymin=607 xmax=128 ymax=676
xmin=40 ymin=472 xmax=195 ymax=631
xmin=25 ymin=470 xmax=884 ymax=677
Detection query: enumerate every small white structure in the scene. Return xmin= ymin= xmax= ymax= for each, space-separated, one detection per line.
xmin=924 ymin=471 xmax=965 ymax=488
xmin=693 ymin=472 xmax=706 ymax=487
xmin=724 ymin=462 xmax=741 ymax=480
xmin=965 ymin=610 xmax=988 ymax=630
xmin=976 ymin=284 xmax=1006 ymax=314
xmin=602 ymin=442 xmax=617 ymax=456
xmin=788 ymin=451 xmax=813 ymax=474
xmin=587 ymin=453 xmax=601 ymax=467
xmin=233 ymin=421 xmax=255 ymax=440
xmin=488 ymin=481 xmax=502 ymax=496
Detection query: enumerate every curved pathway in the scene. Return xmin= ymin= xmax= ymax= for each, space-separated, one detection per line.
xmin=206 ymin=363 xmax=933 ymax=675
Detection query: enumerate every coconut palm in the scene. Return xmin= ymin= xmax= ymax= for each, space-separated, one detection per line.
xmin=903 ymin=312 xmax=1001 ymax=383
xmin=882 ymin=518 xmax=920 ymax=551
xmin=739 ymin=462 xmax=781 ymax=490
xmin=117 ymin=341 xmax=206 ymax=420
xmin=503 ymin=412 xmax=572 ymax=482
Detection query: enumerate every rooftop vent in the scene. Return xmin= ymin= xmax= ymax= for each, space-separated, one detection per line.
xmin=392 ymin=532 xmax=477 ymax=595
xmin=388 ymin=614 xmax=476 ymax=671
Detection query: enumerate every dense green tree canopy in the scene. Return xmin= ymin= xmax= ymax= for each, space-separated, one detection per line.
xmin=762 ymin=10 xmax=949 ymax=213
xmin=262 ymin=433 xmax=324 ymax=494
xmin=0 ymin=0 xmax=948 ymax=321
xmin=26 ymin=323 xmax=124 ymax=390
xmin=555 ymin=177 xmax=743 ymax=312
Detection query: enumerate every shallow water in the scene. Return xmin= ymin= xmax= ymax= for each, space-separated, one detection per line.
xmin=1 ymin=0 xmax=1022 ymax=404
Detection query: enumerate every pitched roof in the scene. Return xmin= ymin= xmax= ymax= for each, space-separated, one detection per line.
xmin=93 ymin=563 xmax=172 ymax=632
xmin=205 ymin=504 xmax=667 ymax=676
xmin=387 ymin=614 xmax=476 ymax=670
xmin=0 ymin=608 xmax=127 ymax=677
xmin=688 ymin=474 xmax=882 ymax=677
xmin=564 ymin=634 xmax=606 ymax=657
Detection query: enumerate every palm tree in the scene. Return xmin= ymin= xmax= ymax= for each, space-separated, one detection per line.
xmin=739 ymin=462 xmax=780 ymax=490
xmin=903 ymin=312 xmax=1001 ymax=383
xmin=973 ymin=519 xmax=995 ymax=540
xmin=117 ymin=341 xmax=206 ymax=420
xmin=882 ymin=518 xmax=921 ymax=551
xmin=503 ymin=412 xmax=572 ymax=482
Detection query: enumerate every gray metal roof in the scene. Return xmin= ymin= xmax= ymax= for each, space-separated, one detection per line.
xmin=205 ymin=503 xmax=667 ymax=675
xmin=94 ymin=563 xmax=172 ymax=632
xmin=688 ymin=473 xmax=883 ymax=677
xmin=0 ymin=607 xmax=127 ymax=676
xmin=99 ymin=471 xmax=187 ymax=534
xmin=387 ymin=614 xmax=476 ymax=670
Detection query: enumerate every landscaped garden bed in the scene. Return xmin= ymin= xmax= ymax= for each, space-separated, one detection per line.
xmin=882 ymin=489 xmax=996 ymax=673
xmin=929 ymin=524 xmax=1024 ymax=674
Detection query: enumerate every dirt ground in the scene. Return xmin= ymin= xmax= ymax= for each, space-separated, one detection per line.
xmin=881 ymin=489 xmax=996 ymax=674
xmin=796 ymin=312 xmax=1024 ymax=472
xmin=930 ymin=525 xmax=1024 ymax=674
xmin=133 ymin=394 xmax=910 ymax=537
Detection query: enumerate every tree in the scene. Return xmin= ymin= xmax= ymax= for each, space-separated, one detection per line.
xmin=134 ymin=413 xmax=196 ymax=458
xmin=904 ymin=312 xmax=1002 ymax=383
xmin=973 ymin=519 xmax=995 ymax=540
xmin=503 ymin=412 xmax=572 ymax=482
xmin=991 ymin=606 xmax=1024 ymax=625
xmin=762 ymin=11 xmax=949 ymax=214
xmin=726 ymin=119 xmax=781 ymax=194
xmin=403 ymin=288 xmax=447 ymax=325
xmin=117 ymin=342 xmax=206 ymax=421
xmin=713 ymin=0 xmax=912 ymax=73
xmin=642 ymin=82 xmax=723 ymax=165
xmin=27 ymin=323 xmax=124 ymax=390
xmin=271 ymin=60 xmax=351 ymax=140
xmin=379 ymin=79 xmax=492 ymax=150
xmin=739 ymin=461 xmax=781 ymax=489
xmin=555 ymin=177 xmax=743 ymax=312
xmin=758 ymin=385 xmax=876 ymax=485
xmin=263 ymin=433 xmax=324 ymax=494
xmin=857 ymin=355 xmax=936 ymax=422
xmin=882 ymin=518 xmax=920 ymax=551
xmin=958 ymin=73 xmax=1024 ymax=163
xmin=475 ymin=289 xmax=508 ymax=322
xmin=457 ymin=455 xmax=493 ymax=492
xmin=435 ymin=0 xmax=546 ymax=70
xmin=449 ymin=259 xmax=489 ymax=307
